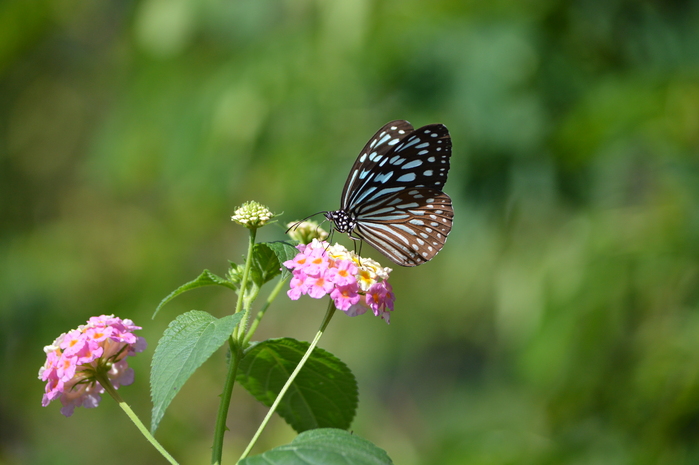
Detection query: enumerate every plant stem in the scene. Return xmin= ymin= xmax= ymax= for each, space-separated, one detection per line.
xmin=243 ymin=275 xmax=289 ymax=346
xmin=98 ymin=374 xmax=179 ymax=465
xmin=234 ymin=229 xmax=257 ymax=340
xmin=212 ymin=228 xmax=257 ymax=465
xmin=211 ymin=339 xmax=243 ymax=465
xmin=237 ymin=301 xmax=337 ymax=462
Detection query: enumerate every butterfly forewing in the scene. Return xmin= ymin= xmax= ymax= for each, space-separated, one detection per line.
xmin=345 ymin=123 xmax=451 ymax=210
xmin=341 ymin=120 xmax=414 ymax=209
xmin=330 ymin=120 xmax=454 ymax=267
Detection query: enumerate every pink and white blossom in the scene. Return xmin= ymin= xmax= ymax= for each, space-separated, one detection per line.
xmin=283 ymin=239 xmax=395 ymax=323
xmin=38 ymin=315 xmax=146 ymax=417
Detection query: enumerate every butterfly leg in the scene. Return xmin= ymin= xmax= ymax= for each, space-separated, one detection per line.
xmin=347 ymin=231 xmax=364 ymax=265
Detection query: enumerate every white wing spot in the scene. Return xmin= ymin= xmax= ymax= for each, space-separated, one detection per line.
xmin=397 ymin=173 xmax=416 ymax=182
xmin=431 ymin=222 xmax=439 ymax=227
xmin=418 ymin=150 xmax=429 ymax=155
xmin=359 ymin=153 xmax=367 ymax=162
xmin=374 ymin=172 xmax=394 ymax=184
xmin=435 ymin=210 xmax=443 ymax=214
xmin=390 ymin=126 xmax=397 ymax=130
xmin=398 ymin=130 xmax=406 ymax=134
xmin=388 ymin=138 xmax=400 ymax=146
xmin=437 ymin=148 xmax=442 ymax=151
xmin=424 ymin=129 xmax=431 ymax=134
xmin=377 ymin=133 xmax=392 ymax=145
xmin=411 ymin=244 xmax=419 ymax=250
xmin=426 ymin=198 xmax=435 ymax=203
xmin=410 ymin=219 xmax=424 ymax=226
xmin=417 ymin=238 xmax=425 ymax=246
xmin=431 ymin=133 xmax=439 ymax=138
xmin=428 ymin=157 xmax=436 ymax=162
xmin=402 ymin=160 xmax=422 ymax=170
xmin=420 ymin=232 xmax=428 ymax=239
xmin=429 ymin=214 xmax=437 ymax=219
xmin=423 ymin=170 xmax=433 ymax=176
xmin=416 ymin=142 xmax=429 ymax=149
xmin=397 ymin=137 xmax=421 ymax=151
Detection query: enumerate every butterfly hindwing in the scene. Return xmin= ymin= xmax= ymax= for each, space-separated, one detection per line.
xmin=354 ymin=189 xmax=453 ymax=267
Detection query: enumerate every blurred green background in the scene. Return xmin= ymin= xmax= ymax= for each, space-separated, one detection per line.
xmin=2 ymin=0 xmax=699 ymax=463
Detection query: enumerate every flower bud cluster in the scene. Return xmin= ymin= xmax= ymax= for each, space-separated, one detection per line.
xmin=286 ymin=220 xmax=328 ymax=244
xmin=231 ymin=201 xmax=274 ymax=229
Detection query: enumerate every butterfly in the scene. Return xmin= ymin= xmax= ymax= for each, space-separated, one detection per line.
xmin=325 ymin=120 xmax=453 ymax=267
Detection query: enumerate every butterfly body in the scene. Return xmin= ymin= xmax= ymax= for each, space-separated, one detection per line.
xmin=327 ymin=120 xmax=454 ymax=267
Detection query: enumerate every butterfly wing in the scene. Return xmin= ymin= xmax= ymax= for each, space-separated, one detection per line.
xmin=344 ymin=123 xmax=451 ymax=211
xmin=353 ymin=188 xmax=453 ymax=266
xmin=340 ymin=120 xmax=415 ymax=210
xmin=342 ymin=123 xmax=453 ymax=266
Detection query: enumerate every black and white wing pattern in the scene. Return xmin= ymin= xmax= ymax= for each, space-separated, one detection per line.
xmin=326 ymin=120 xmax=453 ymax=267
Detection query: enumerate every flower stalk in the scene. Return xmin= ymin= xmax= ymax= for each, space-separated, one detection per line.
xmin=211 ymin=226 xmax=257 ymax=465
xmin=98 ymin=373 xmax=179 ymax=465
xmin=238 ymin=301 xmax=337 ymax=462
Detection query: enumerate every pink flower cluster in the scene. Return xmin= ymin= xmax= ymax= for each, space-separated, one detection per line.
xmin=284 ymin=239 xmax=395 ymax=323
xmin=38 ymin=315 xmax=147 ymax=417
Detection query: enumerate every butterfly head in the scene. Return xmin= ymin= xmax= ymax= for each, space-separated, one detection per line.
xmin=325 ymin=210 xmax=356 ymax=234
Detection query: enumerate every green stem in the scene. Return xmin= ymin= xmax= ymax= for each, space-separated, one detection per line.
xmin=211 ymin=339 xmax=243 ymax=465
xmin=237 ymin=301 xmax=337 ymax=462
xmin=98 ymin=374 xmax=179 ymax=465
xmin=243 ymin=275 xmax=289 ymax=347
xmin=212 ymin=228 xmax=257 ymax=465
xmin=234 ymin=229 xmax=257 ymax=340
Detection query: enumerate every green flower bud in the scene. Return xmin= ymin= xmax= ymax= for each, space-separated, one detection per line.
xmin=286 ymin=220 xmax=329 ymax=244
xmin=231 ymin=201 xmax=275 ymax=229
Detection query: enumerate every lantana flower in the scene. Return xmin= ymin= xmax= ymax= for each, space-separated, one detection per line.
xmin=283 ymin=239 xmax=395 ymax=323
xmin=232 ymin=201 xmax=276 ymax=229
xmin=38 ymin=315 xmax=146 ymax=417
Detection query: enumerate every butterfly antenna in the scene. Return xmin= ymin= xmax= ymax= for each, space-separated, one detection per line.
xmin=285 ymin=211 xmax=324 ymax=234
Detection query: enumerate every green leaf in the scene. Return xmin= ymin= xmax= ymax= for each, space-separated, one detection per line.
xmin=263 ymin=241 xmax=298 ymax=279
xmin=150 ymin=310 xmax=243 ymax=433
xmin=240 ymin=428 xmax=393 ymax=465
xmin=249 ymin=243 xmax=282 ymax=288
xmin=237 ymin=338 xmax=358 ymax=433
xmin=153 ymin=270 xmax=236 ymax=318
